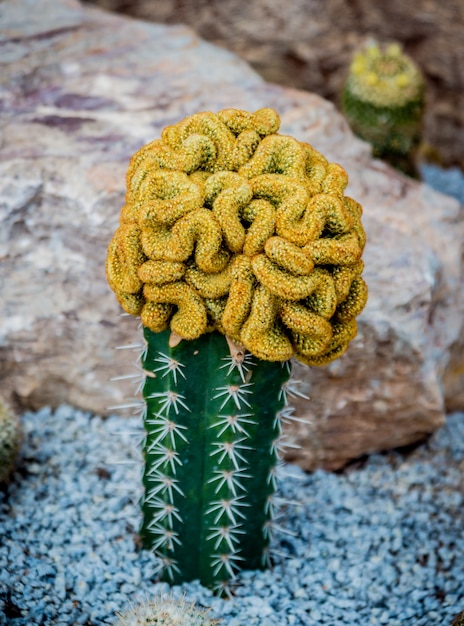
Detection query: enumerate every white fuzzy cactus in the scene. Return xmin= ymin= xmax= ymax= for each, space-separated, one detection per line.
xmin=114 ymin=595 xmax=220 ymax=626
xmin=0 ymin=397 xmax=21 ymax=484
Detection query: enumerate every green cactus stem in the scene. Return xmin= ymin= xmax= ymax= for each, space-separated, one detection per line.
xmin=342 ymin=41 xmax=425 ymax=176
xmin=139 ymin=327 xmax=291 ymax=591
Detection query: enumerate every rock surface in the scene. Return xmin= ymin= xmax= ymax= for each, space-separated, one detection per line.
xmin=1 ymin=0 xmax=463 ymax=470
xmin=87 ymin=0 xmax=464 ymax=169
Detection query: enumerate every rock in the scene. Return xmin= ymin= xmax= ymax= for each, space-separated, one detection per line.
xmin=89 ymin=0 xmax=464 ymax=169
xmin=289 ymin=169 xmax=464 ymax=469
xmin=0 ymin=0 xmax=463 ymax=470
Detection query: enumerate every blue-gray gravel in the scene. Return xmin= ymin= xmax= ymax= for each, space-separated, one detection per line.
xmin=421 ymin=164 xmax=464 ymax=206
xmin=1 ymin=405 xmax=463 ymax=626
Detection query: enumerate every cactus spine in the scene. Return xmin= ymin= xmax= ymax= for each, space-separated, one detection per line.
xmin=140 ymin=328 xmax=290 ymax=590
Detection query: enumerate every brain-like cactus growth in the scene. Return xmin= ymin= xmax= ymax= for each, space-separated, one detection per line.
xmin=0 ymin=397 xmax=21 ymax=484
xmin=106 ymin=107 xmax=367 ymax=591
xmin=114 ymin=595 xmax=219 ymax=626
xmin=342 ymin=40 xmax=425 ymax=176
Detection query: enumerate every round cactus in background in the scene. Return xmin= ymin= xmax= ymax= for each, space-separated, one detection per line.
xmin=342 ymin=40 xmax=425 ymax=176
xmin=114 ymin=595 xmax=219 ymax=626
xmin=106 ymin=107 xmax=367 ymax=592
xmin=0 ymin=397 xmax=21 ymax=484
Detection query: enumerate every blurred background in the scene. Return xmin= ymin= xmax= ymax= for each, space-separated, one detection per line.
xmin=84 ymin=0 xmax=464 ymax=170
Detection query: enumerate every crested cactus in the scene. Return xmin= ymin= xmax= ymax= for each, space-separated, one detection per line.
xmin=0 ymin=397 xmax=21 ymax=484
xmin=114 ymin=595 xmax=219 ymax=625
xmin=342 ymin=40 xmax=425 ymax=176
xmin=106 ymin=107 xmax=367 ymax=591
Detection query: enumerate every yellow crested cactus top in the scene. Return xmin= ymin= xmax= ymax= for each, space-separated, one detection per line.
xmin=106 ymin=108 xmax=368 ymax=366
xmin=347 ymin=40 xmax=424 ymax=107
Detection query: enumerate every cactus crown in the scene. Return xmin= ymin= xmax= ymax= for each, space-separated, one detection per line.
xmin=106 ymin=107 xmax=367 ymax=366
xmin=346 ymin=40 xmax=424 ymax=108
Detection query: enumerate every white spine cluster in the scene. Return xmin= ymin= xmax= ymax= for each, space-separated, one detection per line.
xmin=114 ymin=594 xmax=219 ymax=626
xmin=264 ymin=373 xmax=308 ymax=565
xmin=207 ymin=354 xmax=256 ymax=593
xmin=143 ymin=349 xmax=191 ymax=582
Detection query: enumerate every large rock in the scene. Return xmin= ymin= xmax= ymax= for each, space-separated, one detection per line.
xmin=1 ymin=0 xmax=463 ymax=470
xmin=87 ymin=0 xmax=464 ymax=169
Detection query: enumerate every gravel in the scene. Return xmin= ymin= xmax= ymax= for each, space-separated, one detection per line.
xmin=1 ymin=404 xmax=464 ymax=626
xmin=420 ymin=163 xmax=464 ymax=206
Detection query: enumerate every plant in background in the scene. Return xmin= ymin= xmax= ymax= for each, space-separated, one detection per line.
xmin=452 ymin=610 xmax=464 ymax=626
xmin=114 ymin=594 xmax=220 ymax=625
xmin=106 ymin=107 xmax=367 ymax=592
xmin=342 ymin=40 xmax=425 ymax=176
xmin=0 ymin=397 xmax=21 ymax=484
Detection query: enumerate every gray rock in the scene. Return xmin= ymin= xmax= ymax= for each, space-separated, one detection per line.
xmin=0 ymin=0 xmax=463 ymax=469
xmin=87 ymin=0 xmax=464 ymax=169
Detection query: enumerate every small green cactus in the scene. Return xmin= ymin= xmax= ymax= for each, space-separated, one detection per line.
xmin=0 ymin=397 xmax=21 ymax=484
xmin=452 ymin=610 xmax=464 ymax=626
xmin=106 ymin=107 xmax=367 ymax=591
xmin=342 ymin=40 xmax=425 ymax=176
xmin=114 ymin=595 xmax=220 ymax=626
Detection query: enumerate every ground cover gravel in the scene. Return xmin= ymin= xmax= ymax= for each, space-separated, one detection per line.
xmin=1 ymin=405 xmax=463 ymax=625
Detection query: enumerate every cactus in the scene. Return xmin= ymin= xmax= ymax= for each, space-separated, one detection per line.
xmin=106 ymin=107 xmax=367 ymax=591
xmin=452 ymin=610 xmax=464 ymax=626
xmin=342 ymin=40 xmax=425 ymax=176
xmin=0 ymin=397 xmax=21 ymax=484
xmin=114 ymin=595 xmax=220 ymax=625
